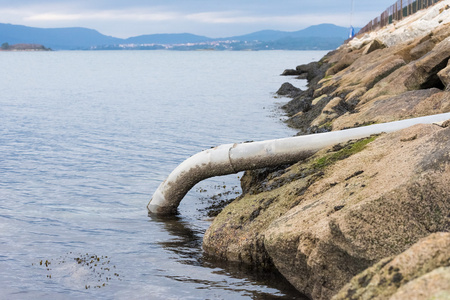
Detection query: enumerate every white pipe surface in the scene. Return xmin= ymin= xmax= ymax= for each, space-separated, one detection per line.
xmin=148 ymin=112 xmax=450 ymax=214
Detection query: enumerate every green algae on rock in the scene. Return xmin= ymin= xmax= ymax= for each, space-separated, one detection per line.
xmin=203 ymin=136 xmax=379 ymax=269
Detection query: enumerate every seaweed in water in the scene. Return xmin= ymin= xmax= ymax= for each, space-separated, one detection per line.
xmin=33 ymin=252 xmax=121 ymax=289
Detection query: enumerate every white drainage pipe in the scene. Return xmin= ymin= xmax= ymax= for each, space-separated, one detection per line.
xmin=148 ymin=112 xmax=450 ymax=214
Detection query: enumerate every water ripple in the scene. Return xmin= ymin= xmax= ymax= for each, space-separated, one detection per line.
xmin=0 ymin=50 xmax=323 ymax=299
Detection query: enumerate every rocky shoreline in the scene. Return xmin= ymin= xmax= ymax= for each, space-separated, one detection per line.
xmin=203 ymin=2 xmax=450 ymax=299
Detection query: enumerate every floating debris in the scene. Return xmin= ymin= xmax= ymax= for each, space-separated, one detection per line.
xmin=197 ymin=181 xmax=241 ymax=217
xmin=33 ymin=252 xmax=122 ymax=289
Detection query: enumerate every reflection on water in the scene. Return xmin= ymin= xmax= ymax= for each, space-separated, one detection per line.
xmin=151 ymin=213 xmax=308 ymax=300
xmin=153 ymin=214 xmax=203 ymax=266
xmin=0 ymin=50 xmax=326 ymax=299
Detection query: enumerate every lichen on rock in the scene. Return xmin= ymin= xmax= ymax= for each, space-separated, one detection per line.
xmin=332 ymin=233 xmax=450 ymax=300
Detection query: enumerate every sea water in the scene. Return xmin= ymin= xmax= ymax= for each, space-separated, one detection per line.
xmin=0 ymin=50 xmax=327 ymax=299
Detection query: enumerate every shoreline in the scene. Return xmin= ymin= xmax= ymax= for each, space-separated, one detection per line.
xmin=202 ymin=1 xmax=450 ymax=299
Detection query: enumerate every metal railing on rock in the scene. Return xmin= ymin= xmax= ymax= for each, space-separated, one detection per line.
xmin=358 ymin=0 xmax=443 ymax=35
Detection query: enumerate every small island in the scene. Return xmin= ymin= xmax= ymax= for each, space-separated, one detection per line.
xmin=1 ymin=42 xmax=51 ymax=51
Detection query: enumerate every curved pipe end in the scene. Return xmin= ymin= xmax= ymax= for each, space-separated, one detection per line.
xmin=147 ymin=203 xmax=178 ymax=215
xmin=147 ymin=143 xmax=236 ymax=215
xmin=147 ymin=112 xmax=450 ymax=215
xmin=147 ymin=185 xmax=177 ymax=214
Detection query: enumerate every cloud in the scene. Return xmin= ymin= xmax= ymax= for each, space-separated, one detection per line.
xmin=25 ymin=13 xmax=82 ymax=21
xmin=9 ymin=5 xmax=356 ymax=29
xmin=0 ymin=0 xmax=396 ymax=38
xmin=186 ymin=11 xmax=264 ymax=24
xmin=184 ymin=11 xmax=374 ymax=28
xmin=25 ymin=9 xmax=181 ymax=22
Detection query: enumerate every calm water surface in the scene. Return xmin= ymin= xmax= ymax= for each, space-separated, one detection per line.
xmin=0 ymin=50 xmax=327 ymax=299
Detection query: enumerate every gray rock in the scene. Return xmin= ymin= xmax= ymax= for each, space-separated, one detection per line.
xmin=276 ymin=82 xmax=302 ymax=97
xmin=332 ymin=233 xmax=450 ymax=300
xmin=281 ymin=69 xmax=300 ymax=76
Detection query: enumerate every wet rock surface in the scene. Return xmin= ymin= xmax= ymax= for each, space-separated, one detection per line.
xmin=203 ymin=3 xmax=450 ymax=299
xmin=276 ymin=82 xmax=302 ymax=98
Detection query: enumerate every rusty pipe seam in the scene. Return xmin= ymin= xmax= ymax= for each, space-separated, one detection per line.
xmin=148 ymin=112 xmax=450 ymax=214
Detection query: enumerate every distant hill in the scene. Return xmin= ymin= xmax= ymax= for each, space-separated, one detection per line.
xmin=227 ymin=24 xmax=353 ymax=42
xmin=228 ymin=30 xmax=292 ymax=42
xmin=0 ymin=23 xmax=358 ymax=50
xmin=0 ymin=23 xmax=121 ymax=50
xmin=254 ymin=36 xmax=350 ymax=51
xmin=290 ymin=23 xmax=355 ymax=38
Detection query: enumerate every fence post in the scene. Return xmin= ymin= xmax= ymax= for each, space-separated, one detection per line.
xmin=401 ymin=0 xmax=403 ymax=19
xmin=394 ymin=2 xmax=397 ymax=21
xmin=355 ymin=0 xmax=443 ymax=38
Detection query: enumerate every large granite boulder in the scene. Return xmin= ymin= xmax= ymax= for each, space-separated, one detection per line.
xmin=204 ymin=12 xmax=450 ymax=300
xmin=332 ymin=232 xmax=450 ymax=300
xmin=298 ymin=24 xmax=450 ymax=135
xmin=332 ymin=88 xmax=450 ymax=130
xmin=263 ymin=123 xmax=450 ymax=299
xmin=204 ymin=123 xmax=450 ymax=299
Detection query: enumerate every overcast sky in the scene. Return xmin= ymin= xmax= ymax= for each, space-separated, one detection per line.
xmin=0 ymin=0 xmax=397 ymax=38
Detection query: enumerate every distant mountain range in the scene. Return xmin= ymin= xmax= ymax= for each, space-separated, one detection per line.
xmin=0 ymin=23 xmax=358 ymax=51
